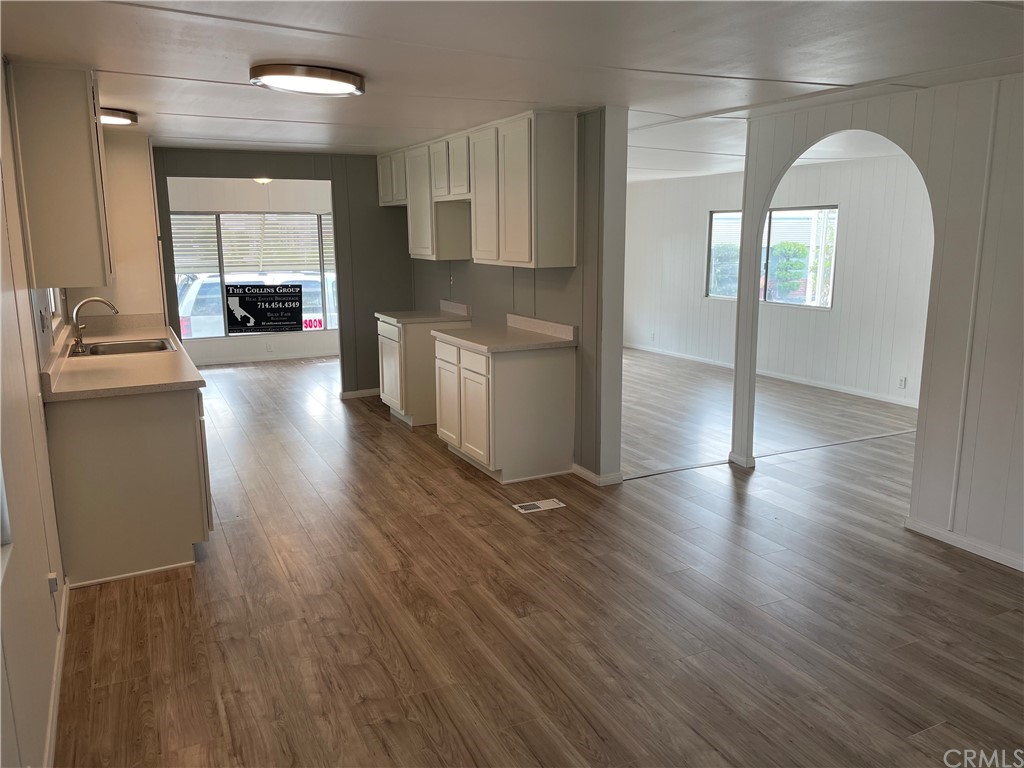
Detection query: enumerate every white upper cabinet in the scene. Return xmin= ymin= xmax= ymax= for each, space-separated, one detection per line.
xmin=383 ymin=110 xmax=575 ymax=267
xmin=390 ymin=151 xmax=407 ymax=204
xmin=378 ymin=150 xmax=407 ymax=206
xmin=469 ymin=127 xmax=498 ymax=263
xmin=448 ymin=134 xmax=470 ymax=196
xmin=430 ymin=141 xmax=449 ymax=198
xmin=9 ymin=64 xmax=112 ymax=288
xmin=377 ymin=154 xmax=394 ymax=204
xmin=498 ymin=117 xmax=533 ymax=265
xmin=405 ymin=145 xmax=435 ymax=258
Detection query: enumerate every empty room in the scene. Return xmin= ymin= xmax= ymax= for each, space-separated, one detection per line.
xmin=1 ymin=3 xmax=1022 ymax=768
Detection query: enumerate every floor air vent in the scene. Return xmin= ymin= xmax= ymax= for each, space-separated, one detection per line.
xmin=512 ymin=499 xmax=566 ymax=514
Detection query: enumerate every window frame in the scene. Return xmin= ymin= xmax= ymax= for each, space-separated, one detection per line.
xmin=169 ymin=210 xmax=336 ymax=339
xmin=705 ymin=205 xmax=839 ymax=310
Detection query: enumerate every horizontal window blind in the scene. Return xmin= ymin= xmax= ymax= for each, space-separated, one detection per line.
xmin=220 ymin=213 xmax=321 ymax=274
xmin=170 ymin=214 xmax=219 ymax=273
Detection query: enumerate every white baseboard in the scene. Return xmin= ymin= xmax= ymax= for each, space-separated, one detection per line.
xmin=904 ymin=518 xmax=1024 ymax=571
xmin=68 ymin=560 xmax=195 ymax=589
xmin=340 ymin=388 xmax=380 ymax=400
xmin=43 ymin=582 xmax=70 ymax=767
xmin=728 ymin=451 xmax=757 ymax=469
xmin=572 ymin=464 xmax=624 ymax=486
xmin=623 ymin=343 xmax=920 ymax=407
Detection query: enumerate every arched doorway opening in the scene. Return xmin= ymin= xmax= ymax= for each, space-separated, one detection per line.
xmin=744 ymin=130 xmax=935 ymax=459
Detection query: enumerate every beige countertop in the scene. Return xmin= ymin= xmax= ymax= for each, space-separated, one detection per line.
xmin=376 ymin=299 xmax=471 ymax=326
xmin=375 ymin=310 xmax=470 ymax=325
xmin=431 ymin=314 xmax=578 ymax=354
xmin=41 ymin=325 xmax=205 ymax=403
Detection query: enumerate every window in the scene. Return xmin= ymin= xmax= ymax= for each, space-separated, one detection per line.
xmin=706 ymin=206 xmax=838 ymax=308
xmin=170 ymin=212 xmax=337 ymax=339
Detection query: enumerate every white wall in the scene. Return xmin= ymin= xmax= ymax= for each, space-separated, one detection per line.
xmin=68 ymin=129 xmax=166 ymax=317
xmin=624 ymin=152 xmax=934 ymax=404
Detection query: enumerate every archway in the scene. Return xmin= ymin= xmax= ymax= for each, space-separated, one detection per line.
xmin=741 ymin=130 xmax=935 ymax=459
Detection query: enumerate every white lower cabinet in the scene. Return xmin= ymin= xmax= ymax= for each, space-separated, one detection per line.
xmin=433 ymin=324 xmax=576 ymax=484
xmin=45 ymin=388 xmax=212 ymax=585
xmin=459 ymin=367 xmax=490 ymax=465
xmin=435 ymin=359 xmax=461 ymax=445
xmin=378 ymin=333 xmax=403 ymax=411
xmin=376 ymin=305 xmax=472 ymax=427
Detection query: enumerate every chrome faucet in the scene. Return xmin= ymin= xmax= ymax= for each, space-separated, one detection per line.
xmin=71 ymin=297 xmax=119 ymax=354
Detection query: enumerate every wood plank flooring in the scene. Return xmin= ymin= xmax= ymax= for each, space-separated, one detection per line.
xmin=54 ymin=357 xmax=1022 ymax=767
xmin=621 ymin=348 xmax=919 ymax=478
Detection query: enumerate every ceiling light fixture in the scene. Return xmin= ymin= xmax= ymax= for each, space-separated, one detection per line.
xmin=99 ymin=108 xmax=138 ymax=126
xmin=253 ymin=178 xmax=273 ymax=185
xmin=249 ymin=64 xmax=365 ymax=97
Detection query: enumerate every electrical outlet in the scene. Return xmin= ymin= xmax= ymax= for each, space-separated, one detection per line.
xmin=897 ymin=376 xmax=907 ymax=390
xmin=265 ymin=342 xmax=273 ymax=352
xmin=649 ymin=331 xmax=655 ymax=342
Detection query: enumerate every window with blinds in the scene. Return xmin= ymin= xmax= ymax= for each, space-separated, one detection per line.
xmin=170 ymin=211 xmax=338 ymax=339
xmin=706 ymin=206 xmax=838 ymax=308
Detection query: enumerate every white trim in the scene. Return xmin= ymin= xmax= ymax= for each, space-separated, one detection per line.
xmin=904 ymin=518 xmax=1023 ymax=571
xmin=42 ymin=582 xmax=70 ymax=768
xmin=572 ymin=463 xmax=623 ymax=486
xmin=623 ymin=344 xmax=920 ymax=408
xmin=729 ymin=451 xmax=757 ymax=469
xmin=67 ymin=560 xmax=194 ymax=589
xmin=340 ymin=387 xmax=380 ymax=400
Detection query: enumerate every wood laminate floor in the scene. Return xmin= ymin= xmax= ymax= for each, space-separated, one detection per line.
xmin=55 ymin=357 xmax=1022 ymax=768
xmin=621 ymin=348 xmax=920 ymax=478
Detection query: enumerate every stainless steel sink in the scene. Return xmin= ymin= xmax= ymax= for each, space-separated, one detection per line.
xmin=72 ymin=338 xmax=176 ymax=356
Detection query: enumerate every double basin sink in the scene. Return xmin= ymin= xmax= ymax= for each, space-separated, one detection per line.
xmin=70 ymin=338 xmax=175 ymax=357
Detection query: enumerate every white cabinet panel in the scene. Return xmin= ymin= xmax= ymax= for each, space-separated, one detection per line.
xmin=430 ymin=141 xmax=450 ymax=198
xmin=498 ymin=116 xmax=533 ymax=265
xmin=405 ymin=145 xmax=435 ymax=258
xmin=470 ymin=127 xmax=498 ymax=262
xmin=377 ymin=154 xmax=394 ymax=204
xmin=378 ymin=334 xmax=403 ymax=410
xmin=435 ymin=359 xmax=461 ymax=446
xmin=459 ymin=367 xmax=490 ymax=465
xmin=391 ymin=151 xmax=407 ymax=204
xmin=10 ymin=65 xmax=112 ymax=288
xmin=449 ymin=134 xmax=470 ymax=196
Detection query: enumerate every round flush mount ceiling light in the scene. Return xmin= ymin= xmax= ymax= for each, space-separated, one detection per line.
xmin=99 ymin=108 xmax=138 ymax=126
xmin=249 ymin=64 xmax=365 ymax=97
xmin=253 ymin=178 xmax=273 ymax=185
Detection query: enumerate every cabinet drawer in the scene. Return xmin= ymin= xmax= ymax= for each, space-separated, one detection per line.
xmin=461 ymin=349 xmax=489 ymax=376
xmin=435 ymin=340 xmax=459 ymax=364
xmin=377 ymin=320 xmax=401 ymax=342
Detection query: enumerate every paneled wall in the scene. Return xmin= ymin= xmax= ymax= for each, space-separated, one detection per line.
xmin=624 ymin=153 xmax=934 ymax=404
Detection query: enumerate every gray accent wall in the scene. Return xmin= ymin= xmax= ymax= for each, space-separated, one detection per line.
xmin=152 ymin=148 xmax=412 ymax=393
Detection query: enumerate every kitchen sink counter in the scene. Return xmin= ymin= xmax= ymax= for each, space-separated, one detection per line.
xmin=431 ymin=313 xmax=577 ymax=355
xmin=375 ymin=299 xmax=471 ymax=326
xmin=41 ymin=324 xmax=205 ymax=402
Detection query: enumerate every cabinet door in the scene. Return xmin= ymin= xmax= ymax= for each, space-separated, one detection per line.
xmin=435 ymin=359 xmax=461 ymax=446
xmin=10 ymin=65 xmax=112 ymax=288
xmin=378 ymin=335 xmax=403 ymax=410
xmin=498 ymin=116 xmax=533 ymax=265
xmin=404 ymin=146 xmax=435 ymax=258
xmin=459 ymin=368 xmax=490 ymax=466
xmin=449 ymin=134 xmax=470 ymax=195
xmin=391 ymin=151 xmax=408 ymax=203
xmin=377 ymin=154 xmax=394 ymax=204
xmin=430 ymin=141 xmax=450 ymax=198
xmin=469 ymin=127 xmax=498 ymax=262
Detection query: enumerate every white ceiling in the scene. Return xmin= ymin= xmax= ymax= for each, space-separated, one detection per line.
xmin=2 ymin=1 xmax=1021 ymax=179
